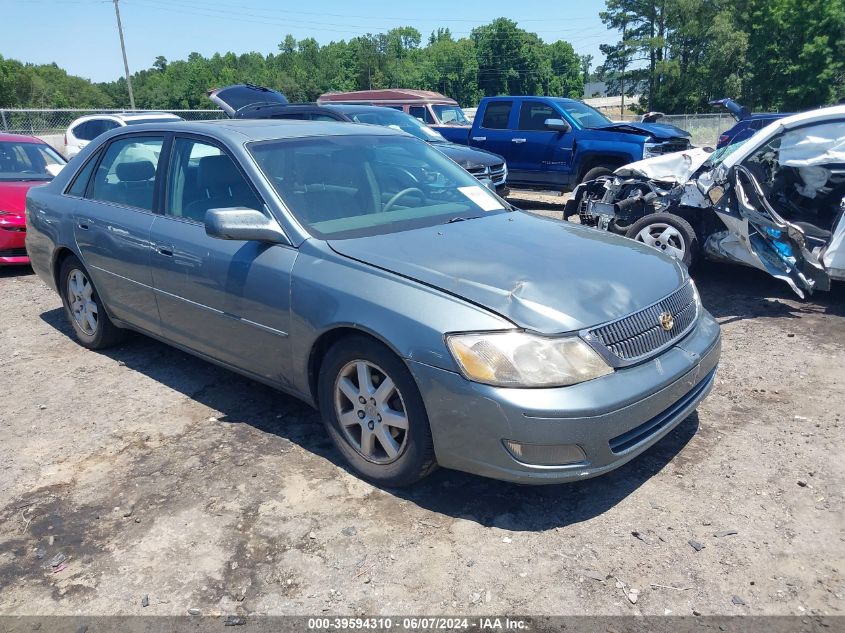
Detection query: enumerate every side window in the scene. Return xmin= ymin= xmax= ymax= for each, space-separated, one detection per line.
xmin=309 ymin=113 xmax=341 ymax=121
xmin=518 ymin=101 xmax=556 ymax=131
xmin=71 ymin=121 xmax=93 ymax=141
xmin=88 ymin=136 xmax=163 ymax=211
xmin=166 ymin=138 xmax=263 ymax=223
xmin=66 ymin=149 xmax=102 ymax=197
xmin=481 ymin=102 xmax=512 ymax=129
xmin=409 ymin=106 xmax=434 ymax=124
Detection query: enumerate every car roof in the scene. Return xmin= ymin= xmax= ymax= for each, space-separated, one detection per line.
xmin=72 ymin=112 xmax=182 ymax=124
xmin=325 ymin=104 xmax=408 ymax=114
xmin=0 ymin=132 xmax=47 ymax=144
xmin=108 ymin=118 xmax=408 ymax=142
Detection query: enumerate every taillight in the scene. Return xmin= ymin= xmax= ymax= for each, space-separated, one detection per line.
xmin=718 ymin=135 xmax=730 ymax=146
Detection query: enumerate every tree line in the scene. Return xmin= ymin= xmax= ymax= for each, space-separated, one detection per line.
xmin=1 ymin=4 xmax=842 ymax=114
xmin=0 ymin=18 xmax=584 ymax=111
xmin=599 ymin=0 xmax=844 ymax=113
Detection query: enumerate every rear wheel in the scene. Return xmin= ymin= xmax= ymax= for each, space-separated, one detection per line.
xmin=318 ymin=335 xmax=436 ymax=487
xmin=625 ymin=213 xmax=699 ymax=268
xmin=59 ymin=255 xmax=126 ymax=349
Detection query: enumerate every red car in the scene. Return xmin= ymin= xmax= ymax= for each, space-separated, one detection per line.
xmin=0 ymin=133 xmax=66 ymax=265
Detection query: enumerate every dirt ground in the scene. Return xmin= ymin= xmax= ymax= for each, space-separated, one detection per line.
xmin=0 ymin=193 xmax=843 ymax=618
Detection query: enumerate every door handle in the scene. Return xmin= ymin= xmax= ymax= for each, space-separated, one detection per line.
xmin=156 ymin=244 xmax=174 ymax=257
xmin=471 ymin=136 xmax=487 ymax=142
xmin=511 ymin=138 xmax=527 ymax=144
xmin=76 ymin=218 xmax=91 ymax=230
xmin=107 ymin=225 xmax=129 ymax=237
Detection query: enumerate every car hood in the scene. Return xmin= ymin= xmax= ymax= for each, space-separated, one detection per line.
xmin=328 ymin=212 xmax=687 ymax=333
xmin=0 ymin=180 xmax=50 ymax=215
xmin=596 ymin=121 xmax=691 ymax=140
xmin=431 ymin=142 xmax=504 ymax=168
xmin=615 ymin=147 xmax=714 ymax=183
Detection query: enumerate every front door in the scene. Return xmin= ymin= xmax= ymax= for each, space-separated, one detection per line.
xmin=72 ymin=134 xmax=164 ymax=333
xmin=508 ymin=100 xmax=573 ymax=185
xmin=148 ymin=135 xmax=298 ymax=385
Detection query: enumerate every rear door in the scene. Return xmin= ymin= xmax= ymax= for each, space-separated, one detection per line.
xmin=472 ymin=100 xmax=515 ymax=166
xmin=71 ymin=133 xmax=164 ymax=332
xmin=508 ymin=100 xmax=573 ymax=185
xmin=148 ymin=134 xmax=297 ymax=384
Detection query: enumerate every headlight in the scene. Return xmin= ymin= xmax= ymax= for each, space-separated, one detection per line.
xmin=446 ymin=331 xmax=613 ymax=387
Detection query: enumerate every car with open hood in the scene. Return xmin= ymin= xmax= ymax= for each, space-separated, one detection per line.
xmin=26 ymin=118 xmax=720 ymax=486
xmin=567 ymin=105 xmax=845 ymax=298
xmin=709 ymin=98 xmax=793 ymax=148
xmin=207 ymin=84 xmax=509 ymax=196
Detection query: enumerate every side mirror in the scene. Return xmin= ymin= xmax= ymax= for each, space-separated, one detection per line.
xmin=544 ymin=118 xmax=572 ymax=133
xmin=205 ymin=207 xmax=288 ymax=244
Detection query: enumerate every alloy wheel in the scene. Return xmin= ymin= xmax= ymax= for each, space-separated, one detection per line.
xmin=67 ymin=269 xmax=99 ymax=336
xmin=333 ymin=360 xmax=409 ymax=464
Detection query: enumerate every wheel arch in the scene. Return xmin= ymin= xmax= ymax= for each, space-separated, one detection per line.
xmin=306 ymin=325 xmax=406 ymax=405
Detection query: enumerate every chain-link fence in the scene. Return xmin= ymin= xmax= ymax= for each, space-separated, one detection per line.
xmin=2 ymin=107 xmax=733 ymax=150
xmin=0 ymin=108 xmax=226 ymax=137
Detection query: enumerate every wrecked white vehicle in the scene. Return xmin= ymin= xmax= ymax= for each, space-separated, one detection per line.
xmin=566 ymin=106 xmax=845 ymax=297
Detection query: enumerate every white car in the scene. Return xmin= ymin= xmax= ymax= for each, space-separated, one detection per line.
xmin=64 ymin=112 xmax=183 ymax=158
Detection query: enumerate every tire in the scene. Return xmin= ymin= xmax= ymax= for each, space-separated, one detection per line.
xmin=624 ymin=212 xmax=699 ymax=268
xmin=579 ymin=165 xmax=615 ymax=184
xmin=317 ymin=335 xmax=437 ymax=487
xmin=59 ymin=255 xmax=127 ymax=349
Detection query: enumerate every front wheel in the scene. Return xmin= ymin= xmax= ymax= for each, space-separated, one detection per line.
xmin=318 ymin=335 xmax=436 ymax=487
xmin=624 ymin=213 xmax=699 ymax=268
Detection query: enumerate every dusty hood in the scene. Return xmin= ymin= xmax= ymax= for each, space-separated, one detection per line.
xmin=596 ymin=121 xmax=690 ymax=140
xmin=433 ymin=142 xmax=504 ymax=169
xmin=615 ymin=147 xmax=714 ymax=183
xmin=328 ymin=212 xmax=686 ymax=333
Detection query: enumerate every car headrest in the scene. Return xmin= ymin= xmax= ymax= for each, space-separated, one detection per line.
xmin=198 ymin=155 xmax=243 ymax=189
xmin=115 ymin=160 xmax=156 ymax=182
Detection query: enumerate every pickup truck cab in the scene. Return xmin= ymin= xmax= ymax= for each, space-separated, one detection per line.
xmin=439 ymin=96 xmax=691 ymax=192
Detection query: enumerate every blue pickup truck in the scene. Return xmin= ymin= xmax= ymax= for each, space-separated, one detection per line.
xmin=439 ymin=96 xmax=692 ymax=191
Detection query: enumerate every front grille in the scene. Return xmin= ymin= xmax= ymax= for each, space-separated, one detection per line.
xmin=467 ymin=164 xmax=507 ymax=186
xmin=587 ymin=282 xmax=698 ymax=364
xmin=649 ymin=139 xmax=692 ymax=155
xmin=609 ymin=367 xmax=716 ymax=454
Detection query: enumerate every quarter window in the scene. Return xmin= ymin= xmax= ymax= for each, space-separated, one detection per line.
xmin=166 ymin=138 xmax=263 ymax=223
xmin=66 ymin=149 xmax=101 ymax=197
xmin=87 ymin=136 xmax=163 ymax=211
xmin=481 ymin=102 xmax=512 ymax=129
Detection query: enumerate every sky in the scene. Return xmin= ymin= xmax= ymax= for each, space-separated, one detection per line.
xmin=4 ymin=0 xmax=615 ymax=83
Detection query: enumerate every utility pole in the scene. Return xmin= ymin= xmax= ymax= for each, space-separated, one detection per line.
xmin=620 ymin=15 xmax=627 ymax=120
xmin=113 ymin=0 xmax=135 ymax=110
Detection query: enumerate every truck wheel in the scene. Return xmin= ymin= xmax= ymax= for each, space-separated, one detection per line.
xmin=624 ymin=213 xmax=699 ymax=268
xmin=580 ymin=165 xmax=615 ymax=184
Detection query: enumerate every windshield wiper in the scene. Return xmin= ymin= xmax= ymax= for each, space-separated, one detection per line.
xmin=445 ymin=215 xmax=483 ymax=224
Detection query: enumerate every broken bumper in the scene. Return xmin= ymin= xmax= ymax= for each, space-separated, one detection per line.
xmin=409 ymin=310 xmax=721 ymax=484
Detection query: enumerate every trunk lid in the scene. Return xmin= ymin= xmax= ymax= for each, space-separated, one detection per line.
xmin=207 ymin=84 xmax=289 ymax=118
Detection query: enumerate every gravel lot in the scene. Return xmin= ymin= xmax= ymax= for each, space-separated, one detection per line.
xmin=1 ymin=195 xmax=843 ymax=618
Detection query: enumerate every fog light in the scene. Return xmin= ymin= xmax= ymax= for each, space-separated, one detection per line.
xmin=503 ymin=440 xmax=586 ymax=466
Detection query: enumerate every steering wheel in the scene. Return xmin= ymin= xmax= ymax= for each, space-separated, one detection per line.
xmin=383 ymin=188 xmax=425 ymax=213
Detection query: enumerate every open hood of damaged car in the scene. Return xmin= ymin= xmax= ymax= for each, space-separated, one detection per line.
xmin=328 ymin=212 xmax=687 ymax=334
xmin=614 ymin=147 xmax=715 ymax=184
xmin=596 ymin=120 xmax=691 ymax=140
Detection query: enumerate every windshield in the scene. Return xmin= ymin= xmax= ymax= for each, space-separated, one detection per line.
xmin=704 ymin=137 xmax=753 ymax=168
xmin=249 ymin=134 xmax=507 ymax=239
xmin=432 ymin=105 xmax=469 ymax=125
xmin=340 ymin=108 xmax=447 ymax=143
xmin=0 ymin=141 xmax=66 ymax=182
xmin=554 ymin=100 xmax=612 ymax=129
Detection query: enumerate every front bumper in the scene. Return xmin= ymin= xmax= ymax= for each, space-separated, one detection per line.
xmin=0 ymin=217 xmax=29 ymax=265
xmin=408 ymin=310 xmax=721 ymax=484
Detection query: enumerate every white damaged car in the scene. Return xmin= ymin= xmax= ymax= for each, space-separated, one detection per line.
xmin=567 ymin=106 xmax=845 ymax=297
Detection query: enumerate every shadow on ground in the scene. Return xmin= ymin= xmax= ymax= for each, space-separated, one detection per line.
xmin=39 ymin=304 xmax=700 ymax=532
